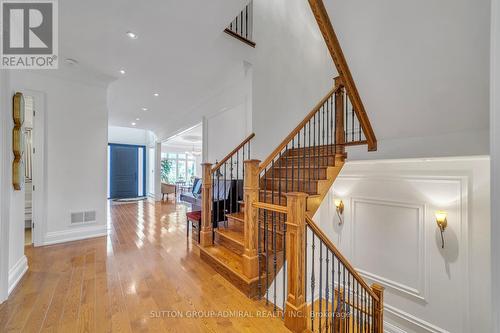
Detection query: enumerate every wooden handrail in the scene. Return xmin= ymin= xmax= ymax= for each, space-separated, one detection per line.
xmin=258 ymin=86 xmax=340 ymax=173
xmin=308 ymin=0 xmax=377 ymax=151
xmin=305 ymin=215 xmax=379 ymax=302
xmin=252 ymin=201 xmax=288 ymax=214
xmin=212 ymin=133 xmax=255 ymax=173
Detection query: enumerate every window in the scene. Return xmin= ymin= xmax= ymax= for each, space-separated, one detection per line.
xmin=162 ymin=153 xmax=197 ymax=184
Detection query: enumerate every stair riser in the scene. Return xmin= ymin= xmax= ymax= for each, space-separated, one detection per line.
xmin=276 ymin=156 xmax=336 ymax=167
xmin=270 ymin=167 xmax=328 ymax=180
xmin=261 ymin=179 xmax=319 ymax=195
xmin=215 ymin=231 xmax=244 ymax=255
xmin=285 ymin=144 xmax=337 ymax=157
xmin=199 ymin=250 xmax=259 ymax=298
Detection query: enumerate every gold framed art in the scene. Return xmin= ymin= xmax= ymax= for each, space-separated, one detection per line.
xmin=12 ymin=92 xmax=25 ymax=191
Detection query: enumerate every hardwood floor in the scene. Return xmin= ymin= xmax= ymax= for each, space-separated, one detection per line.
xmin=0 ymin=200 xmax=290 ymax=332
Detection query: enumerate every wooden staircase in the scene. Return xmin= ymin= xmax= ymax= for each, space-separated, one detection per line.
xmin=196 ymin=1 xmax=384 ymax=332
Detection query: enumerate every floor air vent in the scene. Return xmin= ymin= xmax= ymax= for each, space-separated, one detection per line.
xmin=71 ymin=210 xmax=96 ymax=224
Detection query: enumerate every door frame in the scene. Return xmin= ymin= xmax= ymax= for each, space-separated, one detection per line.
xmin=108 ymin=143 xmax=146 ymax=199
xmin=26 ymin=90 xmax=46 ymax=248
xmin=0 ymin=71 xmax=9 ymax=303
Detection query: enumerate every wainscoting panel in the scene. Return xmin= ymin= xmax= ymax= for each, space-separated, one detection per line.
xmin=351 ymin=197 xmax=427 ymax=301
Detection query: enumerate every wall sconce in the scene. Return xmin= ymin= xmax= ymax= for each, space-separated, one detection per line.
xmin=334 ymin=199 xmax=344 ymax=225
xmin=435 ymin=210 xmax=448 ymax=249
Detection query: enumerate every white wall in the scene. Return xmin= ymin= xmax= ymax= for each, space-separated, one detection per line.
xmin=491 ymin=0 xmax=500 ymax=330
xmin=8 ymin=71 xmax=109 ymax=249
xmin=251 ymin=0 xmax=334 ymax=161
xmin=201 ymin=62 xmax=253 ymax=164
xmin=324 ymin=0 xmax=490 ymax=159
xmin=0 ymin=70 xmax=10 ymax=303
xmin=108 ymin=126 xmax=149 ymax=146
xmin=313 ymin=157 xmax=490 ymax=333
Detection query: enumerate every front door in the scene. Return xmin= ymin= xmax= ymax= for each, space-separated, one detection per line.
xmin=109 ymin=144 xmax=139 ymax=199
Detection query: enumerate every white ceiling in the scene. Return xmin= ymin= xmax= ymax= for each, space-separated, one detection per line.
xmin=162 ymin=123 xmax=202 ymax=150
xmin=59 ymin=0 xmax=248 ymax=140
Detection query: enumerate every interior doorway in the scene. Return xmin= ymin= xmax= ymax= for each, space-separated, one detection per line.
xmin=23 ymin=95 xmax=34 ymax=246
xmin=108 ymin=144 xmax=146 ymax=199
xmin=19 ymin=90 xmax=45 ymax=248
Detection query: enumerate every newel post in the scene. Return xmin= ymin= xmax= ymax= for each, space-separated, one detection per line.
xmin=284 ymin=192 xmax=309 ymax=333
xmin=334 ymin=76 xmax=345 ymax=157
xmin=200 ymin=163 xmax=213 ymax=247
xmin=372 ymin=283 xmax=385 ymax=333
xmin=242 ymin=160 xmax=261 ymax=279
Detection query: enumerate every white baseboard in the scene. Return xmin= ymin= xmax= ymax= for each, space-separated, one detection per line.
xmin=43 ymin=224 xmax=108 ymax=246
xmin=8 ymin=255 xmax=28 ymax=295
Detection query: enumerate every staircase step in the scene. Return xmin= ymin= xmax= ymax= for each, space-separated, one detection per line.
xmin=226 ymin=212 xmax=245 ymax=224
xmin=226 ymin=211 xmax=287 ymax=242
xmin=215 ymin=224 xmax=244 ymax=255
xmin=285 ymin=144 xmax=338 ymax=157
xmin=278 ymin=155 xmax=336 ymax=167
xmin=270 ymin=166 xmax=329 ymax=180
xmin=199 ymin=245 xmax=259 ymax=298
xmin=258 ymin=190 xmax=321 ymax=209
xmin=261 ymin=178 xmax=320 ymax=195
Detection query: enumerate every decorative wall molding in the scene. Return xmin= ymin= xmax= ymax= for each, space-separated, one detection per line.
xmin=384 ymin=321 xmax=407 ymax=333
xmin=385 ymin=304 xmax=450 ymax=333
xmin=8 ymin=255 xmax=28 ymax=295
xmin=351 ymin=197 xmax=428 ymax=302
xmin=44 ymin=224 xmax=107 ymax=246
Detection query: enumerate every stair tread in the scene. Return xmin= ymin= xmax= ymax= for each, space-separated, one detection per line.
xmin=216 ymin=225 xmax=244 ymax=245
xmin=226 ymin=212 xmax=245 ymax=223
xmin=271 ymin=165 xmax=329 ymax=169
xmin=282 ymin=154 xmax=336 ymax=159
xmin=258 ymin=189 xmax=321 ymax=198
xmin=200 ymin=245 xmax=247 ymax=279
xmin=263 ymin=177 xmax=321 ymax=182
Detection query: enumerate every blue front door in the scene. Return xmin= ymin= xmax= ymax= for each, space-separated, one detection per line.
xmin=109 ymin=144 xmax=139 ymax=199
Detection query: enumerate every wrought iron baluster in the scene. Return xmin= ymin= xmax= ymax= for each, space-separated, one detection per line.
xmin=302 ymin=128 xmax=306 ymax=194
xmin=330 ymin=95 xmax=334 ymax=157
xmin=245 ymin=5 xmax=249 ymax=39
xmin=229 ymin=157 xmax=233 ymax=216
xmin=291 ymin=138 xmax=295 ymax=192
xmin=313 ymin=114 xmax=317 ymax=180
xmin=273 ymin=211 xmax=277 ymax=311
xmin=331 ymin=253 xmax=335 ymax=333
xmin=265 ymin=208 xmax=269 ymax=304
xmin=319 ymin=241 xmax=323 ymax=333
xmin=325 ymin=249 xmax=330 ymax=333
xmin=311 ymin=232 xmax=316 ymax=331
xmin=282 ymin=212 xmax=287 ymax=318
xmin=308 ymin=120 xmax=311 ymax=193
xmin=298 ymin=131 xmax=301 ymax=192
xmin=322 ymin=105 xmax=325 ymax=167
xmin=236 ymin=150 xmax=239 ymax=212
xmin=224 ymin=162 xmax=227 ymax=227
xmin=258 ymin=208 xmax=262 ymax=299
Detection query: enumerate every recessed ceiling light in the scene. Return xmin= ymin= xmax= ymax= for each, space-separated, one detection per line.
xmin=126 ymin=31 xmax=138 ymax=39
xmin=153 ymin=93 xmax=159 ymax=97
xmin=65 ymin=58 xmax=78 ymax=65
xmin=119 ymin=69 xmax=126 ymax=75
xmin=136 ymin=118 xmax=140 ymax=121
xmin=141 ymin=107 xmax=148 ymax=111
xmin=131 ymin=122 xmax=136 ymax=126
